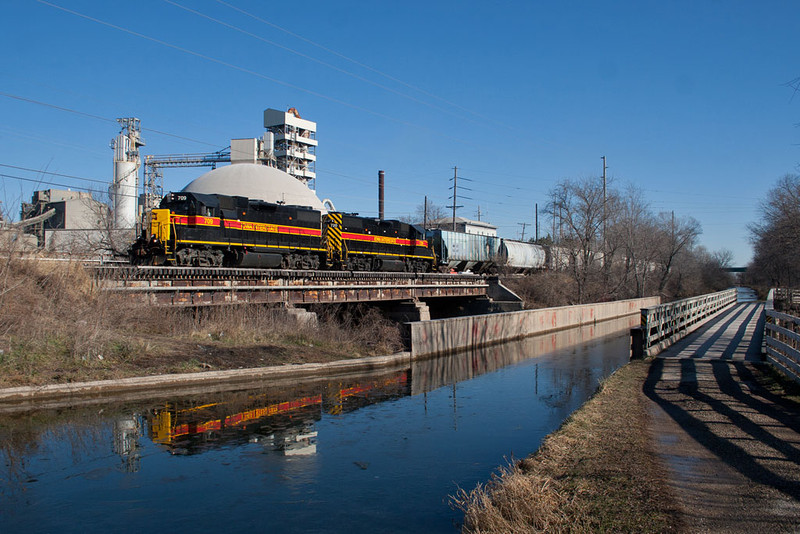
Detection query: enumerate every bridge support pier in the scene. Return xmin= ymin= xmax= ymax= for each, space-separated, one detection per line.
xmin=630 ymin=327 xmax=644 ymax=359
xmin=284 ymin=306 xmax=318 ymax=327
xmin=387 ymin=301 xmax=430 ymax=323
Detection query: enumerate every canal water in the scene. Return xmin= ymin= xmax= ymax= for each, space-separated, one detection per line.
xmin=0 ymin=315 xmax=637 ymax=533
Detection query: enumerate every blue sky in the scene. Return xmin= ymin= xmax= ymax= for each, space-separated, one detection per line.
xmin=2 ymin=1 xmax=798 ymax=265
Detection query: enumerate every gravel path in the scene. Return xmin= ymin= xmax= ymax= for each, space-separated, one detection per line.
xmin=644 ymin=300 xmax=800 ymax=533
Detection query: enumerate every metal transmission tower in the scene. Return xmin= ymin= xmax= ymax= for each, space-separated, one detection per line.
xmin=447 ymin=166 xmax=472 ymax=231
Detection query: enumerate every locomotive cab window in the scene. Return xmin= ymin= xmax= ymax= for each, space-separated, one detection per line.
xmin=296 ymin=209 xmax=320 ymax=225
xmin=343 ymin=217 xmax=363 ymax=231
xmin=218 ymin=196 xmax=240 ymax=219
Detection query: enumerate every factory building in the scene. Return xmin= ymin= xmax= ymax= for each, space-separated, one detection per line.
xmin=110 ymin=118 xmax=144 ymax=230
xmin=227 ymin=108 xmax=317 ymax=186
xmin=182 ymin=164 xmax=327 ymax=211
xmin=430 ymin=216 xmax=498 ymax=237
xmin=20 ymin=189 xmax=111 ymax=252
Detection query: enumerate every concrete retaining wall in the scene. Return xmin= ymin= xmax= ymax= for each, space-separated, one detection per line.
xmin=1 ymin=297 xmax=660 ymax=407
xmin=410 ymin=296 xmax=661 ymax=357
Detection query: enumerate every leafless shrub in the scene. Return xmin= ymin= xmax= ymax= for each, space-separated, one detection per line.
xmin=311 ymin=303 xmax=404 ymax=355
xmin=502 ymin=272 xmax=577 ymax=308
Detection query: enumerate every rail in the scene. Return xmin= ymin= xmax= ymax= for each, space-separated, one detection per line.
xmin=631 ymin=288 xmax=738 ymax=358
xmin=764 ymin=288 xmax=800 ymax=385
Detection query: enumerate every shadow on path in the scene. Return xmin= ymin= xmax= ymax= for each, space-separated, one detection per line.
xmin=644 ymin=358 xmax=800 ymax=501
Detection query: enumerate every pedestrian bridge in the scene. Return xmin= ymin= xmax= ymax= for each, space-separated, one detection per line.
xmin=639 ymin=288 xmax=800 ymax=531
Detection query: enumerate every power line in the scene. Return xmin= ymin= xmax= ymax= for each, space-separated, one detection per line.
xmin=35 ymin=1 xmax=478 ymax=149
xmin=0 ymin=164 xmax=109 ymax=185
xmin=0 ymin=91 xmax=223 ymax=149
xmin=164 ymin=0 xmax=478 ymax=124
xmin=0 ymin=126 xmax=108 ymax=157
xmin=0 ymin=172 xmax=137 ymax=199
xmin=213 ymin=0 xmax=509 ymax=128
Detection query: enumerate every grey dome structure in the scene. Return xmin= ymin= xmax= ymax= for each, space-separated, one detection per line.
xmin=182 ymin=164 xmax=327 ymax=211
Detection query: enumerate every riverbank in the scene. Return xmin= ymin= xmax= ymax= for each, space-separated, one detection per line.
xmin=453 ymin=360 xmax=683 ymax=533
xmin=455 ymin=354 xmax=800 ymax=533
xmin=0 ymin=259 xmax=404 ymax=389
xmin=0 ymin=257 xmax=657 ymax=390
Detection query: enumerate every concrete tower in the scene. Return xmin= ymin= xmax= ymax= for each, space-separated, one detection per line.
xmin=264 ymin=108 xmax=316 ymax=188
xmin=110 ymin=118 xmax=144 ymax=229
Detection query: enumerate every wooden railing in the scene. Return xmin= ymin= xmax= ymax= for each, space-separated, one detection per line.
xmin=765 ymin=288 xmax=800 ymax=385
xmin=773 ymin=287 xmax=800 ymax=309
xmin=631 ymin=288 xmax=738 ymax=358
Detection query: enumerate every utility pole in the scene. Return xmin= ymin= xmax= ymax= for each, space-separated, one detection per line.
xmin=423 ymin=196 xmax=428 ymax=230
xmin=535 ymin=203 xmax=539 ymax=242
xmin=518 ymin=222 xmax=528 ymax=241
xmin=671 ymin=210 xmax=675 ymax=242
xmin=601 ymin=155 xmax=607 ymax=246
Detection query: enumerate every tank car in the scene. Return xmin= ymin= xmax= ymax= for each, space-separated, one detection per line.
xmin=498 ymin=239 xmax=548 ymax=272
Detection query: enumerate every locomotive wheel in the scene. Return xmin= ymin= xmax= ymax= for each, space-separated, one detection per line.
xmin=197 ymin=249 xmax=223 ymax=267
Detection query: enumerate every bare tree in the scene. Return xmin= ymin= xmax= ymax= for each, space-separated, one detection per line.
xmin=655 ymin=211 xmax=701 ymax=293
xmin=547 ymin=177 xmax=608 ymax=303
xmin=748 ymin=174 xmax=800 ymax=286
xmin=612 ymin=186 xmax=661 ymax=297
xmin=400 ymin=201 xmax=448 ymax=228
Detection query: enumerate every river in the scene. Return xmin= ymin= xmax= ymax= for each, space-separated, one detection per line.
xmin=0 ymin=314 xmax=638 ymax=533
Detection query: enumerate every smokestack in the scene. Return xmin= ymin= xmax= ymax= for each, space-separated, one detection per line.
xmin=378 ymin=170 xmax=385 ymax=220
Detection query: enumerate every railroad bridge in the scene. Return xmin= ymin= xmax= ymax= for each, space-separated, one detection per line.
xmin=91 ymin=266 xmax=520 ymax=319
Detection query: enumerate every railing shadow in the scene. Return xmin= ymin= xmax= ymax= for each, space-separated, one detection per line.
xmin=734 ymin=305 xmax=765 ymax=361
xmin=643 ymin=357 xmax=800 ymax=501
xmin=690 ymin=304 xmax=752 ymax=356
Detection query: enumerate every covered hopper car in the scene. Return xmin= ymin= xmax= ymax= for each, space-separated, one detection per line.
xmin=425 ymin=229 xmax=551 ymax=273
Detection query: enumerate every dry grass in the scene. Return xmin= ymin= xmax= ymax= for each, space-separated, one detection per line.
xmin=0 ymin=255 xmax=404 ymax=388
xmin=453 ymin=361 xmax=683 ymax=533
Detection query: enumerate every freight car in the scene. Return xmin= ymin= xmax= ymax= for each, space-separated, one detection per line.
xmin=425 ymin=229 xmax=550 ymax=273
xmin=425 ymin=229 xmax=500 ymax=273
xmin=129 ymin=191 xmax=436 ymax=272
xmin=498 ymin=238 xmax=548 ymax=272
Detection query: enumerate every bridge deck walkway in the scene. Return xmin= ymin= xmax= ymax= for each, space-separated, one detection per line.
xmin=644 ymin=295 xmax=800 ymax=532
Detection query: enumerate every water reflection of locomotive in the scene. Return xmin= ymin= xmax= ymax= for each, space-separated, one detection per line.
xmin=148 ymin=371 xmax=410 ymax=455
xmin=129 ymin=191 xmax=554 ymax=273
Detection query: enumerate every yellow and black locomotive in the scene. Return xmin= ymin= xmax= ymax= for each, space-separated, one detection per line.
xmin=130 ymin=192 xmax=435 ymax=272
